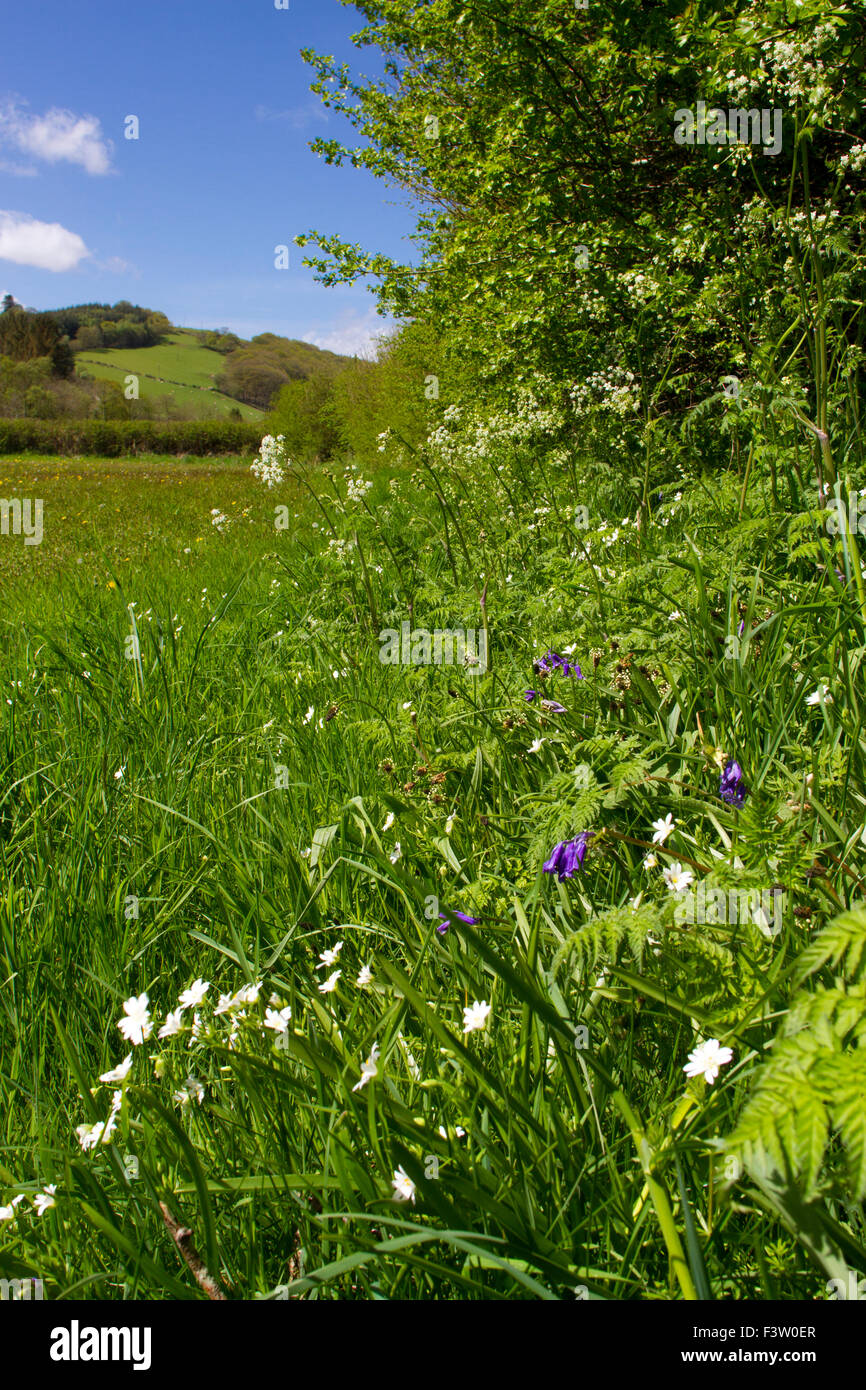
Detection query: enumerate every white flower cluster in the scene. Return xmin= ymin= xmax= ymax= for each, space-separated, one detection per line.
xmin=346 ymin=474 xmax=373 ymax=503
xmin=210 ymin=508 xmax=229 ymax=532
xmin=427 ymin=393 xmax=563 ymax=466
xmin=251 ymin=435 xmax=288 ymax=489
xmin=570 ymin=367 xmax=640 ymax=417
xmin=840 ymin=143 xmax=866 ymax=174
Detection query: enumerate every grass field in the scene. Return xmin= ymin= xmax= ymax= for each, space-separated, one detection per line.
xmin=75 ymin=331 xmax=264 ymax=421
xmin=0 ymin=433 xmax=865 ymax=1301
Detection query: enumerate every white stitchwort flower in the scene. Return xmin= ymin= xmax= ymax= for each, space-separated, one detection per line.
xmin=0 ymin=1194 xmax=25 ymax=1221
xmin=643 ymin=853 xmax=658 ymax=870
xmin=389 ymin=842 xmax=402 ymax=864
xmin=528 ymin=738 xmax=545 ymax=754
xmin=174 ymin=1076 xmax=205 ymax=1106
xmin=391 ymin=1166 xmax=416 ymax=1203
xmin=352 ymin=1043 xmax=380 ymax=1092
xmin=382 ymin=812 xmax=395 ymax=832
xmin=683 ymin=1038 xmax=734 ymax=1085
xmin=318 ymin=942 xmax=344 ymax=968
xmin=663 ymin=862 xmax=694 ymax=894
xmin=264 ymin=1006 xmax=292 ymax=1034
xmin=117 ymin=993 xmax=152 ymax=1047
xmin=463 ymin=999 xmax=492 ymax=1034
xmin=158 ymin=1009 xmax=185 ymax=1039
xmin=33 ymin=1185 xmax=57 ymax=1216
xmin=356 ymin=964 xmax=374 ymax=987
xmin=806 ymin=684 xmax=833 ymax=706
xmin=178 ymin=978 xmax=209 ymax=1011
xmin=318 ymin=970 xmax=341 ymax=994
xmin=651 ymin=814 xmax=676 ymax=845
xmin=98 ymin=1053 xmax=133 ymax=1084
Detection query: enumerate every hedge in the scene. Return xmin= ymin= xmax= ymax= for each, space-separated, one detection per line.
xmin=0 ymin=418 xmax=263 ymax=457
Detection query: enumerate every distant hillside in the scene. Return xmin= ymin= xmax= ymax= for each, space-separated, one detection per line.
xmin=0 ymin=297 xmax=356 ymax=421
xmin=76 ymin=331 xmax=266 ymax=421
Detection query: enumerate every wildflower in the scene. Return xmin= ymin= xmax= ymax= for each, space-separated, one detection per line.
xmin=389 ymin=842 xmax=402 ymax=864
xmin=318 ymin=970 xmax=341 ymax=994
xmin=117 ymin=993 xmax=152 ymax=1047
xmin=33 ymin=1185 xmax=57 ymax=1216
xmin=683 ymin=1038 xmax=734 ymax=1085
xmin=213 ymin=994 xmax=235 ymax=1017
xmin=98 ymin=1054 xmax=133 ymax=1084
xmin=0 ymin=1195 xmax=25 ymax=1221
xmin=524 ymin=689 xmax=537 ymax=702
xmin=251 ymin=435 xmax=286 ymax=489
xmin=382 ymin=812 xmax=395 ymax=832
xmin=178 ymin=978 xmax=209 ymax=1011
xmin=236 ymin=982 xmax=261 ymax=1005
xmin=806 ymin=684 xmax=833 ymax=707
xmin=158 ymin=1009 xmax=185 ymax=1039
xmin=264 ymin=1006 xmax=292 ymax=1034
xmin=76 ymin=1120 xmax=107 ymax=1152
xmin=669 ymin=610 xmax=681 ymax=622
xmin=174 ymin=1077 xmax=205 ymax=1106
xmin=463 ymin=999 xmax=491 ymax=1033
xmin=318 ymin=942 xmax=344 ymax=968
xmin=356 ymin=964 xmax=374 ymax=987
xmin=719 ymin=759 xmax=747 ymax=808
xmin=437 ymin=910 xmax=479 ymax=936
xmin=543 ymin=833 xmax=591 ymax=880
xmin=651 ymin=814 xmax=676 ymax=845
xmin=114 ymin=766 xmax=125 ymax=781
xmin=352 ymin=1043 xmax=380 ymax=1092
xmin=303 ymin=706 xmax=314 ymax=725
xmin=533 ymin=649 xmax=582 ymax=678
xmin=528 ymin=738 xmax=545 ymax=753
xmin=643 ymin=853 xmax=658 ymax=870
xmin=391 ymin=1166 xmax=416 ymax=1203
xmin=663 ymin=862 xmax=694 ymax=894
xmin=540 ymin=699 xmax=567 ymax=714
xmin=445 ymin=814 xmax=455 ymax=835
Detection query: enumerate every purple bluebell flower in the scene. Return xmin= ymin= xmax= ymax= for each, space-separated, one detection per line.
xmin=540 ymin=699 xmax=566 ymax=713
xmin=437 ymin=909 xmax=480 ymax=936
xmin=524 ymin=690 xmax=537 ymax=702
xmin=533 ymin=649 xmax=584 ymax=680
xmin=543 ymin=832 xmax=591 ymax=881
xmin=719 ymin=759 xmax=747 ymax=808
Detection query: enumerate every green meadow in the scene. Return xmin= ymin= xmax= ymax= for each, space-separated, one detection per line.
xmin=1 ymin=0 xmax=866 ymax=1304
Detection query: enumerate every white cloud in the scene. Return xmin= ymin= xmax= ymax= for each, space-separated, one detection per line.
xmin=0 ymin=211 xmax=90 ymax=271
xmin=304 ymin=309 xmax=393 ymax=359
xmin=254 ymin=103 xmax=328 ymax=130
xmin=0 ymin=101 xmax=113 ymax=175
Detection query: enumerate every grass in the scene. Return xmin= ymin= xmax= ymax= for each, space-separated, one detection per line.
xmin=76 ymin=331 xmax=264 ymax=420
xmin=0 ymin=433 xmax=864 ymax=1301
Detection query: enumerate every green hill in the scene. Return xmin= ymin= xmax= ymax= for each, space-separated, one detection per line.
xmin=75 ymin=331 xmax=265 ymax=420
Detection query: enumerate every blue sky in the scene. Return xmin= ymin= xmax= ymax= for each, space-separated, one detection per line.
xmin=0 ymin=0 xmax=416 ymax=355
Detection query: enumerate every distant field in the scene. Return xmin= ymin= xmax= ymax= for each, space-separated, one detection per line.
xmin=75 ymin=330 xmax=265 ymax=420
xmin=0 ymin=453 xmax=294 ymax=598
